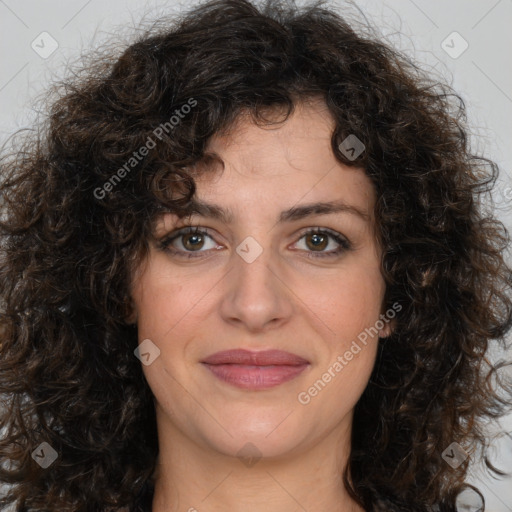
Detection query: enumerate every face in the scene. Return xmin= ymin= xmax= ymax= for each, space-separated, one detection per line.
xmin=130 ymin=97 xmax=392 ymax=463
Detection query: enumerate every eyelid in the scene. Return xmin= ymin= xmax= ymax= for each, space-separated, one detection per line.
xmin=159 ymin=225 xmax=221 ymax=252
xmin=292 ymin=227 xmax=352 ymax=258
xmin=158 ymin=224 xmax=352 ymax=259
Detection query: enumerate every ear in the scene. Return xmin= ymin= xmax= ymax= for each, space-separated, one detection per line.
xmin=378 ymin=300 xmax=400 ymax=339
xmin=378 ymin=316 xmax=395 ymax=338
xmin=124 ymin=299 xmax=138 ymax=325
xmin=125 ymin=313 xmax=137 ymax=325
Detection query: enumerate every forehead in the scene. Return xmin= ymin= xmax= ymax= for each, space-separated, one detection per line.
xmin=184 ymin=98 xmax=376 ymax=222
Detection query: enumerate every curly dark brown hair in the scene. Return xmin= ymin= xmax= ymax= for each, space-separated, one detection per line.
xmin=1 ymin=0 xmax=512 ymax=510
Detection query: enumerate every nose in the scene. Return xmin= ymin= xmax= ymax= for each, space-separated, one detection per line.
xmin=218 ymin=239 xmax=294 ymax=333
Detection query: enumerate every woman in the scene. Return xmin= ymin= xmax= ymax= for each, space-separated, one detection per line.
xmin=1 ymin=0 xmax=511 ymax=511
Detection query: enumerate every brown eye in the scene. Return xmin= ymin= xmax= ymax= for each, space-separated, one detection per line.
xmin=293 ymin=228 xmax=351 ymax=259
xmin=305 ymin=232 xmax=329 ymax=251
xmin=182 ymin=232 xmax=206 ymax=251
xmin=158 ymin=226 xmax=220 ymax=258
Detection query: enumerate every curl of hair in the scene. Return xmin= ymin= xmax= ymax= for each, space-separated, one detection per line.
xmin=1 ymin=0 xmax=512 ymax=510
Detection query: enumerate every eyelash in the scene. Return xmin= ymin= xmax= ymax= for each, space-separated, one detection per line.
xmin=157 ymin=225 xmax=352 ymax=260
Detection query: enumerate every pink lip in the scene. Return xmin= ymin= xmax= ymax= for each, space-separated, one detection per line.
xmin=201 ymin=349 xmax=310 ymax=390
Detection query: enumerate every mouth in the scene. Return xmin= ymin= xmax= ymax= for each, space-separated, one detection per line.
xmin=201 ymin=349 xmax=310 ymax=390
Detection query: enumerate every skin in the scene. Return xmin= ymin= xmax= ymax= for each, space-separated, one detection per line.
xmin=130 ymin=97 xmax=394 ymax=512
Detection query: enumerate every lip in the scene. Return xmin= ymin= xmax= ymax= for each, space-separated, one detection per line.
xmin=201 ymin=349 xmax=310 ymax=390
xmin=202 ymin=349 xmax=309 ymax=366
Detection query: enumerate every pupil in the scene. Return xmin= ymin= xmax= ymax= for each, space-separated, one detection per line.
xmin=185 ymin=234 xmax=202 ymax=250
xmin=309 ymin=233 xmax=327 ymax=250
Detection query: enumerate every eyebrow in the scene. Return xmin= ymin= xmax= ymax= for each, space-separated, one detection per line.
xmin=176 ymin=198 xmax=371 ymax=223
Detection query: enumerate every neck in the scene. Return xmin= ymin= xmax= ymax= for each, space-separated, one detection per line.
xmin=150 ymin=408 xmax=365 ymax=512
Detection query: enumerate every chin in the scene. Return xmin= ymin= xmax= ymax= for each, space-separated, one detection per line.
xmin=210 ymin=432 xmax=304 ymax=462
xmin=196 ymin=410 xmax=313 ymax=460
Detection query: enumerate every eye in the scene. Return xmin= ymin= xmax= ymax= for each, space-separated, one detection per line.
xmin=158 ymin=225 xmax=352 ymax=260
xmin=292 ymin=228 xmax=351 ymax=259
xmin=159 ymin=226 xmax=220 ymax=259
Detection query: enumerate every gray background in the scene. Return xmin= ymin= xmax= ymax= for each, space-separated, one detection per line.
xmin=1 ymin=0 xmax=511 ymax=510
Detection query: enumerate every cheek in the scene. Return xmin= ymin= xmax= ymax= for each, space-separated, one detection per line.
xmin=320 ymin=342 xmax=378 ymax=413
xmin=132 ymin=261 xmax=212 ymax=337
xmin=308 ymin=264 xmax=385 ymax=338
